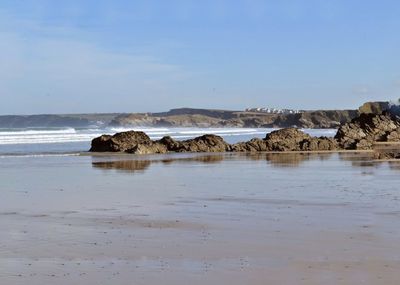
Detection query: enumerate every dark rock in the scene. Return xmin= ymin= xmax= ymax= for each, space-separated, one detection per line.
xmin=387 ymin=128 xmax=400 ymax=141
xmin=359 ymin=101 xmax=390 ymax=114
xmin=90 ymin=128 xmax=335 ymax=154
xmin=335 ymin=113 xmax=400 ymax=150
xmin=158 ymin=136 xmax=183 ymax=151
xmin=127 ymin=142 xmax=168 ymax=154
xmin=231 ymin=138 xmax=268 ymax=152
xmin=263 ymin=128 xmax=338 ymax=151
xmin=301 ymin=137 xmax=338 ymax=151
xmin=388 ymin=104 xmax=400 ymax=117
xmin=176 ymin=135 xmax=232 ymax=153
xmin=265 ymin=128 xmax=312 ymax=151
xmin=89 ymin=131 xmax=152 ymax=152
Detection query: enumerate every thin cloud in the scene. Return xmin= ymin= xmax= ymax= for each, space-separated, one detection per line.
xmin=352 ymin=86 xmax=372 ymax=95
xmin=0 ymin=9 xmax=189 ymax=114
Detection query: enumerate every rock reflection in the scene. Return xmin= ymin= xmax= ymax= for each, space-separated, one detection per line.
xmin=337 ymin=152 xmax=375 ymax=168
xmin=160 ymin=155 xmax=224 ymax=165
xmin=245 ymin=152 xmax=333 ymax=167
xmin=388 ymin=161 xmax=400 ymax=171
xmin=337 ymin=151 xmax=400 ymax=173
xmin=92 ymin=160 xmax=151 ymax=173
xmin=92 ymin=151 xmax=400 ymax=175
xmin=92 ymin=154 xmax=224 ymax=173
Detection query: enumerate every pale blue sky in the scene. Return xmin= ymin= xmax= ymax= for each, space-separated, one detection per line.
xmin=1 ymin=0 xmax=399 ymax=114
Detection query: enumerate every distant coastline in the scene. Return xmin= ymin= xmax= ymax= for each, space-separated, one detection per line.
xmin=0 ymin=107 xmax=357 ymax=129
xmin=0 ymin=101 xmax=396 ymax=129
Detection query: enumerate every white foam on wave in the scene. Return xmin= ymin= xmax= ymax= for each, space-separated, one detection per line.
xmin=0 ymin=133 xmax=103 ymax=145
xmin=0 ymin=153 xmax=80 ymax=158
xmin=178 ymin=128 xmax=260 ymax=135
xmin=0 ymin=128 xmax=77 ymax=136
xmin=110 ymin=127 xmax=170 ymax=133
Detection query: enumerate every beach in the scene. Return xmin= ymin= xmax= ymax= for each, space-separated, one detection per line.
xmin=1 ymin=152 xmax=400 ymax=284
xmin=2 ymin=0 xmax=400 ymax=283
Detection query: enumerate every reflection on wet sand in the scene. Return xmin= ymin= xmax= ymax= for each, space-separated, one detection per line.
xmin=160 ymin=154 xmax=224 ymax=165
xmin=337 ymin=152 xmax=400 ymax=173
xmin=263 ymin=152 xmax=332 ymax=167
xmin=92 ymin=154 xmax=225 ymax=173
xmin=388 ymin=161 xmax=400 ymax=171
xmin=92 ymin=152 xmax=336 ymax=173
xmin=93 ymin=151 xmax=400 ymax=175
xmin=92 ymin=160 xmax=152 ymax=173
xmin=338 ymin=152 xmax=376 ymax=168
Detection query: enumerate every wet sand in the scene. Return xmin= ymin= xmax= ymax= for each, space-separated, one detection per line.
xmin=0 ymin=152 xmax=400 ymax=284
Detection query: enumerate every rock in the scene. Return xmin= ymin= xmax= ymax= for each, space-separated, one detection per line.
xmin=387 ymin=128 xmax=400 ymax=141
xmin=264 ymin=128 xmax=312 ymax=151
xmin=174 ymin=134 xmax=232 ymax=153
xmin=158 ymin=136 xmax=183 ymax=151
xmin=90 ymin=128 xmax=336 ymax=154
xmin=127 ymin=142 xmax=168 ymax=155
xmin=89 ymin=131 xmax=152 ymax=152
xmin=231 ymin=138 xmax=268 ymax=152
xmin=263 ymin=128 xmax=338 ymax=151
xmin=335 ymin=113 xmax=400 ymax=150
xmin=388 ymin=104 xmax=400 ymax=117
xmin=301 ymin=137 xmax=338 ymax=151
xmin=359 ymin=101 xmax=390 ymax=114
xmin=90 ymin=132 xmax=231 ymax=153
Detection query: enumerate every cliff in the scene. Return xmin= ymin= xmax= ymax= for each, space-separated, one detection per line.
xmin=109 ymin=108 xmax=358 ymax=129
xmin=0 ymin=114 xmax=90 ymax=128
xmin=2 ymin=100 xmax=397 ymax=129
xmin=0 ymin=113 xmax=122 ymax=128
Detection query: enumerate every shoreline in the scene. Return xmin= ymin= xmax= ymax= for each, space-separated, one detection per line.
xmin=84 ymin=149 xmax=374 ymax=156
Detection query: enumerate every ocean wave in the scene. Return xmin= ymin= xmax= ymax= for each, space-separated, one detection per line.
xmin=0 ymin=128 xmax=77 ymax=136
xmin=0 ymin=153 xmax=81 ymax=158
xmin=109 ymin=127 xmax=170 ymax=133
xmin=0 ymin=133 xmax=102 ymax=145
xmin=178 ymin=128 xmax=260 ymax=135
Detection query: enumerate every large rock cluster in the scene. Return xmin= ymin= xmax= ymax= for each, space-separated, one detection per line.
xmin=335 ymin=113 xmax=400 ymax=150
xmin=90 ymin=128 xmax=337 ymax=154
xmin=231 ymin=128 xmax=337 ymax=152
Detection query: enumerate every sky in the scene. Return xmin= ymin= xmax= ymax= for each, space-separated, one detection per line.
xmin=1 ymin=0 xmax=400 ymax=114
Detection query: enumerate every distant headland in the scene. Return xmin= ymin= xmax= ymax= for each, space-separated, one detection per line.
xmin=0 ymin=100 xmax=399 ymax=129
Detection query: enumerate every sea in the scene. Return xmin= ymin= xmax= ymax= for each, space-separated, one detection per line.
xmin=0 ymin=127 xmax=337 ymax=157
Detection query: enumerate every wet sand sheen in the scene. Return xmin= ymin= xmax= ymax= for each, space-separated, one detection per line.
xmin=0 ymin=152 xmax=400 ymax=284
